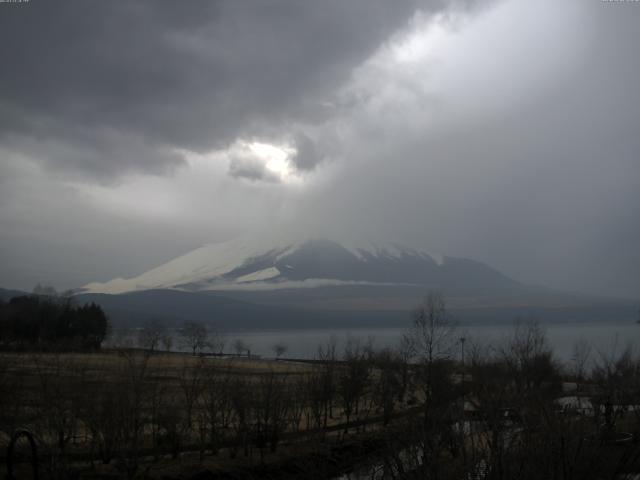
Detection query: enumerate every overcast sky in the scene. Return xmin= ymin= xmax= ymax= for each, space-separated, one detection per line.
xmin=1 ymin=0 xmax=638 ymax=298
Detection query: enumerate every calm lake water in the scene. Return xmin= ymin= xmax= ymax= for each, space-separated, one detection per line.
xmin=219 ymin=323 xmax=640 ymax=363
xmin=108 ymin=322 xmax=640 ymax=364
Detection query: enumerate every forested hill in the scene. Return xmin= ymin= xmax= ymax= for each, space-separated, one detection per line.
xmin=0 ymin=294 xmax=108 ymax=350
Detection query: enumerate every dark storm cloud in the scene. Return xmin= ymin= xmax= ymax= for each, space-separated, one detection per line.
xmin=291 ymin=133 xmax=322 ymax=171
xmin=0 ymin=0 xmax=447 ymax=178
xmin=1 ymin=128 xmax=185 ymax=179
xmin=2 ymin=0 xmax=638 ymax=301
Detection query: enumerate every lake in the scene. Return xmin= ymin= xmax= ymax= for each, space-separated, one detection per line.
xmin=105 ymin=323 xmax=640 ymax=362
xmin=195 ymin=322 xmax=640 ymax=364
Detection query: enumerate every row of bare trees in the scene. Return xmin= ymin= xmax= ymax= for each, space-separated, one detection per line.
xmin=131 ymin=320 xmax=269 ymax=358
xmin=133 ymin=320 xmax=225 ymax=356
xmin=0 ymin=344 xmax=408 ymax=478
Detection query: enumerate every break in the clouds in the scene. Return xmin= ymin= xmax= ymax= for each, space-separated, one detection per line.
xmin=0 ymin=0 xmax=451 ymax=178
xmin=0 ymin=0 xmax=639 ymax=298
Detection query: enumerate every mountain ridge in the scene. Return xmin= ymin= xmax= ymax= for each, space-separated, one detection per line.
xmin=82 ymin=237 xmax=521 ymax=296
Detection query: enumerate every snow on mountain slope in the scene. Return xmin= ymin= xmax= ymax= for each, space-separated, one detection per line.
xmin=82 ymin=237 xmax=515 ymax=295
xmin=339 ymin=240 xmax=444 ymax=266
xmin=83 ymin=237 xmax=290 ymax=294
xmin=235 ymin=267 xmax=281 ymax=283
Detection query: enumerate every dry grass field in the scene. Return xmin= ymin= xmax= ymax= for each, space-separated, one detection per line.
xmin=0 ymin=347 xmax=414 ymax=479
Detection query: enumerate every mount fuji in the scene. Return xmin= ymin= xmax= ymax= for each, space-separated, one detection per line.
xmin=77 ymin=238 xmax=636 ymax=328
xmin=82 ymin=237 xmax=520 ymax=296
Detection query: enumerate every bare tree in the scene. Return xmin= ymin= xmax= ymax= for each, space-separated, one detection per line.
xmin=137 ymin=319 xmax=166 ymax=353
xmin=316 ymin=335 xmax=339 ymax=428
xmin=396 ymin=333 xmax=414 ymax=403
xmin=252 ymin=369 xmax=291 ymax=459
xmin=306 ymin=370 xmax=326 ymax=433
xmin=200 ymin=365 xmax=235 ymax=455
xmin=591 ymin=343 xmax=639 ymax=429
xmin=180 ymin=321 xmax=208 ymax=355
xmin=115 ymin=350 xmax=152 ymax=479
xmin=338 ymin=336 xmax=371 ymax=433
xmin=161 ymin=332 xmax=173 ymax=352
xmin=409 ymin=292 xmax=455 ymax=425
xmin=208 ymin=327 xmax=226 ymax=355
xmin=570 ymin=337 xmax=592 ymax=384
xmin=0 ymin=353 xmax=24 ymax=440
xmin=288 ymin=374 xmax=308 ymax=433
xmin=177 ymin=358 xmax=206 ymax=455
xmin=410 ymin=292 xmax=455 ymax=365
xmin=271 ymin=342 xmax=288 ymax=359
xmin=500 ymin=321 xmax=560 ymax=401
xmin=146 ymin=367 xmax=171 ymax=460
xmin=232 ymin=338 xmax=249 ymax=357
xmin=466 ymin=344 xmax=515 ymax=478
xmin=31 ymin=352 xmax=82 ymax=478
xmin=372 ymin=348 xmax=401 ymax=425
xmin=229 ymin=376 xmax=251 ymax=457
xmin=78 ymin=358 xmax=139 ymax=466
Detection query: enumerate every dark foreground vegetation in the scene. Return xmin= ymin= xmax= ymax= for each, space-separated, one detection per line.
xmin=0 ymin=290 xmax=108 ymax=351
xmin=1 ymin=293 xmax=639 ymax=479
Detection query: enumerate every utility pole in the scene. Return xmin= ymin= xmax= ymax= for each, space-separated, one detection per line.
xmin=459 ymin=336 xmax=467 ymax=468
xmin=459 ymin=337 xmax=467 ymax=414
xmin=459 ymin=336 xmax=466 ymax=381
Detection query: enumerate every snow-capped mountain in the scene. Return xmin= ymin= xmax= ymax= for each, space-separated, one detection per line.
xmin=76 ymin=238 xmax=637 ymax=328
xmin=82 ymin=237 xmax=520 ymax=295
